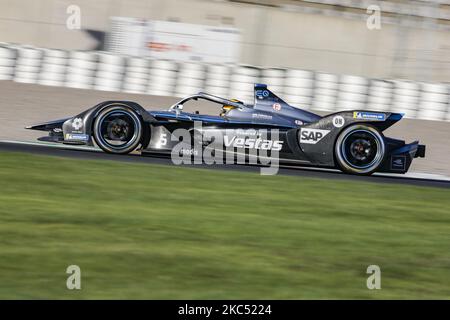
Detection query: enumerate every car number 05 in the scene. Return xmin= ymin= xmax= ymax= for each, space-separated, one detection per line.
xmin=160 ymin=133 xmax=167 ymax=145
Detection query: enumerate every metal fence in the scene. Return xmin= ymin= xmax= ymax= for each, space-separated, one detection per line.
xmin=1 ymin=44 xmax=449 ymax=122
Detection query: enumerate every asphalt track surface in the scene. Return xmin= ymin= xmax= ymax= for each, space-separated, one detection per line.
xmin=1 ymin=141 xmax=449 ymax=189
xmin=1 ymin=81 xmax=450 ymax=176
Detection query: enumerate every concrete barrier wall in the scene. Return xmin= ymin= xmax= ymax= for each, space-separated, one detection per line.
xmin=0 ymin=44 xmax=449 ymax=122
xmin=1 ymin=0 xmax=450 ymax=82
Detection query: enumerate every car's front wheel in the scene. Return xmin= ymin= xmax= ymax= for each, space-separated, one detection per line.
xmin=334 ymin=124 xmax=385 ymax=175
xmin=93 ymin=104 xmax=143 ymax=154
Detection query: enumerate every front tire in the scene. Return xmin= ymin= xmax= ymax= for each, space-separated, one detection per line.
xmin=93 ymin=104 xmax=143 ymax=154
xmin=334 ymin=124 xmax=385 ymax=175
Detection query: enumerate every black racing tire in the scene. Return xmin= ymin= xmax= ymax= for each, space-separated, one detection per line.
xmin=93 ymin=104 xmax=143 ymax=154
xmin=334 ymin=124 xmax=385 ymax=175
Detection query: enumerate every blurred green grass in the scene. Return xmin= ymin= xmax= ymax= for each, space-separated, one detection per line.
xmin=0 ymin=151 xmax=449 ymax=299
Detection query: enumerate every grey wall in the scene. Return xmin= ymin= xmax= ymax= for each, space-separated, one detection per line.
xmin=1 ymin=0 xmax=450 ymax=82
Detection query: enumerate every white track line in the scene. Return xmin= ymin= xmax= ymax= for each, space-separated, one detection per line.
xmin=286 ymin=164 xmax=450 ymax=182
xmin=2 ymin=139 xmax=450 ymax=182
xmin=377 ymin=171 xmax=450 ymax=182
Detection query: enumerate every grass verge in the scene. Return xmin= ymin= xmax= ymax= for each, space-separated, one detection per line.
xmin=0 ymin=152 xmax=449 ymax=299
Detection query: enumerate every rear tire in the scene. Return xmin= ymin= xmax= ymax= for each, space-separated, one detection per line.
xmin=334 ymin=124 xmax=385 ymax=175
xmin=93 ymin=104 xmax=143 ymax=154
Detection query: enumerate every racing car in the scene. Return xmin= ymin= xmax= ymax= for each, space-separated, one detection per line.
xmin=27 ymin=83 xmax=425 ymax=175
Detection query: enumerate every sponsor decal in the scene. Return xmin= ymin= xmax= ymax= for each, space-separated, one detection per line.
xmin=255 ymin=89 xmax=270 ymax=99
xmin=234 ymin=129 xmax=258 ymax=136
xmin=353 ymin=112 xmax=386 ymax=121
xmin=170 ymin=122 xmax=281 ymax=175
xmin=391 ymin=155 xmax=406 ymax=170
xmin=300 ymin=128 xmax=330 ymax=144
xmin=252 ymin=113 xmax=272 ymax=120
xmin=332 ymin=115 xmax=345 ymax=128
xmin=65 ymin=133 xmax=89 ymax=141
xmin=272 ymin=103 xmax=282 ymax=111
xmin=180 ymin=148 xmax=199 ymax=156
xmin=71 ymin=118 xmax=83 ymax=130
xmin=224 ymin=136 xmax=283 ymax=151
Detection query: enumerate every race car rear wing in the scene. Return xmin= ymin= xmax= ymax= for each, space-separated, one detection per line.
xmin=415 ymin=143 xmax=426 ymax=158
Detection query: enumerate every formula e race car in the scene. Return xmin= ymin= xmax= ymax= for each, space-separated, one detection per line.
xmin=27 ymin=84 xmax=425 ymax=175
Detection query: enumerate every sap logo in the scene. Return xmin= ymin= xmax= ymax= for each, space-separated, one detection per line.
xmin=300 ymin=128 xmax=330 ymax=144
xmin=224 ymin=136 xmax=283 ymax=151
xmin=255 ymin=90 xmax=270 ymax=99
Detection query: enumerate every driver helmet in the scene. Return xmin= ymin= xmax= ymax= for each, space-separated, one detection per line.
xmin=220 ymin=99 xmax=243 ymax=117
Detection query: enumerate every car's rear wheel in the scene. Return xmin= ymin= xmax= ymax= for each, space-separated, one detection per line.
xmin=93 ymin=105 xmax=143 ymax=154
xmin=335 ymin=124 xmax=385 ymax=175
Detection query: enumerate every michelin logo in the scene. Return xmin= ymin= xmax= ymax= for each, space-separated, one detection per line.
xmin=353 ymin=112 xmax=386 ymax=121
xmin=300 ymin=128 xmax=330 ymax=144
